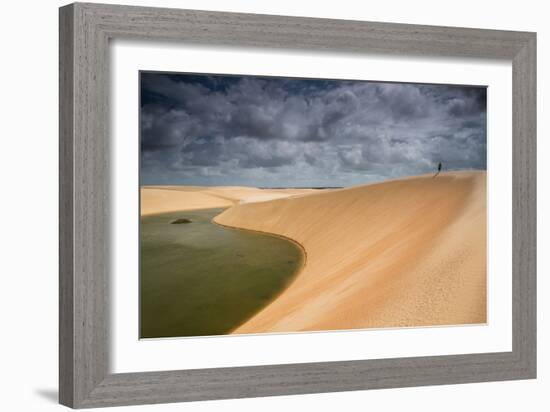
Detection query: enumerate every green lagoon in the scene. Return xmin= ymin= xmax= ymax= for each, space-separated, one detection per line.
xmin=140 ymin=208 xmax=303 ymax=338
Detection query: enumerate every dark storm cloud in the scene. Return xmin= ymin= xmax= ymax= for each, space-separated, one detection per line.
xmin=140 ymin=72 xmax=486 ymax=187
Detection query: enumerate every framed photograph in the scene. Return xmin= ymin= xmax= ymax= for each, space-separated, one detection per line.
xmin=59 ymin=2 xmax=536 ymax=408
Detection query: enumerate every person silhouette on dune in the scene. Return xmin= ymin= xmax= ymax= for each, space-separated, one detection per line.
xmin=434 ymin=162 xmax=442 ymax=178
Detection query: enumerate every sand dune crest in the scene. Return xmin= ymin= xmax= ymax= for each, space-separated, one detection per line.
xmin=215 ymin=171 xmax=487 ymax=333
xmin=140 ymin=186 xmax=316 ymax=216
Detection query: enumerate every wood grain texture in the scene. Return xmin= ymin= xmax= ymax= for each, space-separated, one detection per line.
xmin=59 ymin=4 xmax=75 ymax=407
xmin=59 ymin=2 xmax=536 ymax=408
xmin=512 ymin=35 xmax=537 ymax=374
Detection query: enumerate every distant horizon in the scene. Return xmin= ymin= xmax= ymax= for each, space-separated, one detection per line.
xmin=140 ymin=168 xmax=485 ymax=189
xmin=140 ymin=72 xmax=486 ymax=187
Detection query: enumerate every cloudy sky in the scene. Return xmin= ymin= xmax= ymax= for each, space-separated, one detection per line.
xmin=140 ymin=72 xmax=486 ymax=187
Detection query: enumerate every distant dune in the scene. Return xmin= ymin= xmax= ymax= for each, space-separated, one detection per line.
xmin=214 ymin=171 xmax=487 ymax=333
xmin=140 ymin=186 xmax=317 ymax=216
xmin=140 ymin=187 xmax=233 ymax=216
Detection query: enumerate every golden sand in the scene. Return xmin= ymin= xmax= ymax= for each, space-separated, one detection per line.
xmin=214 ymin=171 xmax=487 ymax=333
xmin=140 ymin=187 xmax=233 ymax=216
xmin=140 ymin=186 xmax=316 ymax=216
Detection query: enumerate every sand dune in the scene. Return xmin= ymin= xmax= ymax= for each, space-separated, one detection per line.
xmin=140 ymin=187 xmax=233 ymax=216
xmin=140 ymin=186 xmax=317 ymax=216
xmin=215 ymin=171 xmax=487 ymax=333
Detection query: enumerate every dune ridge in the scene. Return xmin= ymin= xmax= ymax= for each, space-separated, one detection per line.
xmin=140 ymin=187 xmax=233 ymax=216
xmin=140 ymin=186 xmax=319 ymax=216
xmin=214 ymin=171 xmax=487 ymax=333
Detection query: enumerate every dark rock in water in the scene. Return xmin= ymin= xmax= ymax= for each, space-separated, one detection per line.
xmin=170 ymin=218 xmax=192 ymax=224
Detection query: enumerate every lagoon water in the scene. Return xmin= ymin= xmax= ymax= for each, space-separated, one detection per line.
xmin=140 ymin=208 xmax=303 ymax=338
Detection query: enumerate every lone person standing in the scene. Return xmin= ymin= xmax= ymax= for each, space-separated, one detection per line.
xmin=434 ymin=162 xmax=442 ymax=178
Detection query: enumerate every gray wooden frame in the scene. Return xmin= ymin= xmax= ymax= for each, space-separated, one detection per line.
xmin=59 ymin=2 xmax=536 ymax=408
